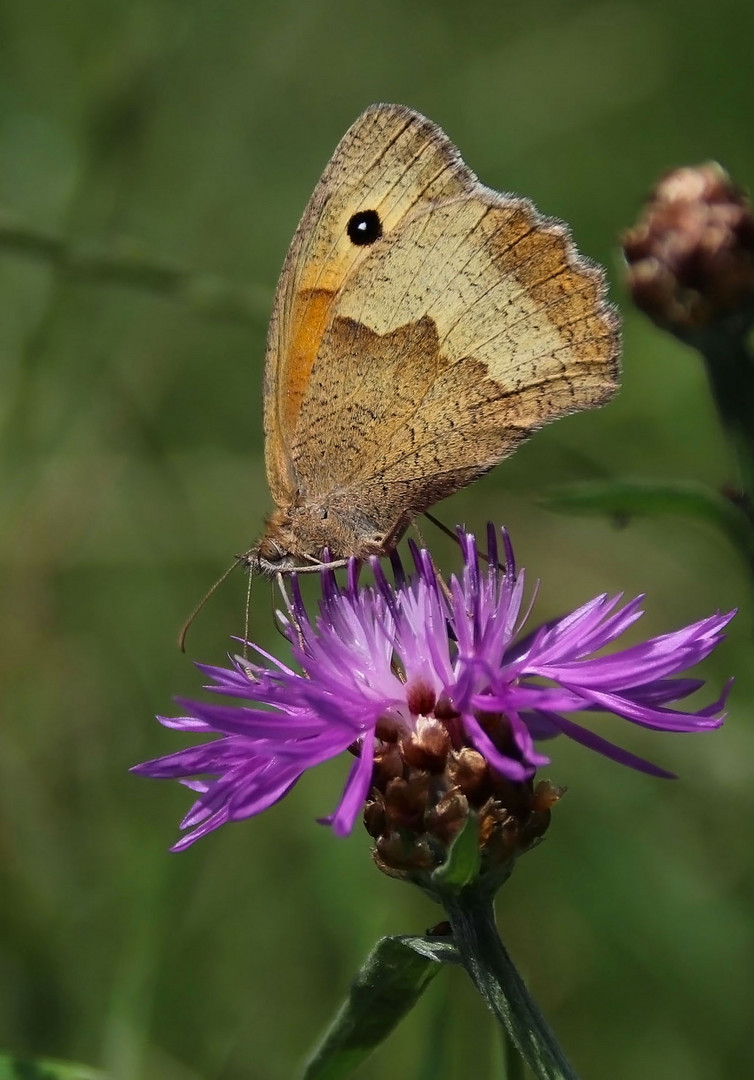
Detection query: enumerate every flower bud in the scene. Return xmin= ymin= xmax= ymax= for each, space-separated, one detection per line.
xmin=447 ymin=748 xmax=489 ymax=800
xmin=383 ymin=774 xmax=432 ymax=831
xmin=365 ymin=719 xmax=562 ymax=892
xmin=425 ymin=789 xmax=470 ymax=844
xmin=622 ymin=162 xmax=754 ymax=334
xmin=363 ymin=792 xmax=387 ymax=839
xmin=400 ymin=717 xmax=451 ymax=772
xmin=374 ymin=833 xmax=434 ymax=876
xmin=530 ymin=779 xmax=566 ymax=812
xmin=371 ymin=741 xmax=403 ymax=787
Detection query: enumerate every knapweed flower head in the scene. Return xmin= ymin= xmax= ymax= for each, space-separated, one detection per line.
xmin=134 ymin=526 xmax=732 ymax=877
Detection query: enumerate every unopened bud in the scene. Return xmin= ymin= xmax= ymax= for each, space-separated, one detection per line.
xmin=478 ymin=800 xmax=512 ymax=846
xmin=425 ymin=788 xmax=470 ymax=844
xmin=623 ymin=162 xmax=754 ymax=334
xmin=530 ymin=779 xmax=566 ymax=812
xmin=447 ymin=748 xmax=489 ymax=800
xmin=363 ymin=794 xmax=387 ymax=839
xmin=400 ymin=716 xmax=451 ymax=772
xmin=364 ymin=710 xmax=561 ymax=892
xmin=375 ymin=833 xmax=434 ymax=874
xmin=383 ymin=774 xmax=431 ymax=830
xmin=371 ymin=741 xmax=403 ymax=787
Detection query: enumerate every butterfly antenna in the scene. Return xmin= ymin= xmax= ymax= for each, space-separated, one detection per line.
xmin=178 ymin=559 xmax=242 ymax=652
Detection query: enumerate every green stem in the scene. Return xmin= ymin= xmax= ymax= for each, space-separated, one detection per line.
xmin=693 ymin=323 xmax=754 ymax=519
xmin=0 ymin=213 xmax=270 ymax=325
xmin=443 ymin=888 xmax=579 ymax=1080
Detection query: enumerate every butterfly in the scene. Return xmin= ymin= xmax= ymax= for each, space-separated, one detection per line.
xmin=249 ymin=103 xmax=619 ymax=575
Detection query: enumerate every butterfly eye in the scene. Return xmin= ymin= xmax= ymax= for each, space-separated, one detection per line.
xmin=347 ymin=209 xmax=382 ymax=246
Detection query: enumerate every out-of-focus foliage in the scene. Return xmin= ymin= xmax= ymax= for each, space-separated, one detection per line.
xmin=0 ymin=2 xmax=752 ymax=1078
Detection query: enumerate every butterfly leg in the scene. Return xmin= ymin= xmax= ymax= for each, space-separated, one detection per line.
xmin=274 ymin=570 xmax=310 ymax=651
xmin=423 ymin=510 xmax=508 ymax=574
xmin=291 ymin=554 xmax=353 ymax=573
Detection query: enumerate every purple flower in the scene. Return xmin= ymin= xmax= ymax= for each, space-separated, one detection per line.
xmin=133 ymin=526 xmax=733 ymax=851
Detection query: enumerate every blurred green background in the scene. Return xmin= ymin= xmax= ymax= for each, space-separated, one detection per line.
xmin=1 ymin=1 xmax=752 ymax=1077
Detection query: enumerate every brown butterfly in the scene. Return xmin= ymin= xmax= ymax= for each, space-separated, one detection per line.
xmin=249 ymin=103 xmax=620 ymax=575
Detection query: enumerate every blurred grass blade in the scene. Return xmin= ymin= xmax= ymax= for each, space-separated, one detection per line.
xmin=417 ymin=974 xmax=454 ymax=1080
xmin=301 ymin=934 xmax=458 ymax=1080
xmin=489 ymin=1011 xmax=531 ymax=1079
xmin=0 ymin=1053 xmax=106 ymax=1079
xmin=542 ymin=480 xmax=754 ymax=572
xmin=493 ymin=1028 xmax=529 ymax=1080
xmin=0 ymin=212 xmax=271 ymax=325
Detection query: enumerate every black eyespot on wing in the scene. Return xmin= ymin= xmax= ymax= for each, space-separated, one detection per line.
xmin=347 ymin=209 xmax=382 ymax=246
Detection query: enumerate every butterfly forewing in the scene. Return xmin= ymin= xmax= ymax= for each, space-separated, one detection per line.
xmin=263 ymin=104 xmax=473 ymax=505
xmin=258 ymin=103 xmax=620 ymax=565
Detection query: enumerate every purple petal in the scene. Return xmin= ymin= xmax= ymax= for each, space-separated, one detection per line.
xmin=171 ymin=806 xmax=231 ymax=851
xmin=227 ymin=764 xmax=303 ymax=820
xmin=320 ymin=731 xmax=376 ymax=836
xmin=534 ymin=710 xmax=676 ymax=778
xmin=461 ymin=712 xmax=536 ymax=782
xmin=175 ymin=699 xmax=330 ymax=739
xmin=131 ymin=738 xmax=261 ymax=780
xmin=558 ymin=682 xmax=724 ymax=732
xmin=157 ymin=714 xmax=214 ymax=732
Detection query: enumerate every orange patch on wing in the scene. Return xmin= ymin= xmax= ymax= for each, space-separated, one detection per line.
xmin=283 ymin=288 xmax=336 ymax=434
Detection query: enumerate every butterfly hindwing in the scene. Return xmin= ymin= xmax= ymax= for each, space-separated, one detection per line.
xmin=287 ymin=164 xmax=618 ymax=535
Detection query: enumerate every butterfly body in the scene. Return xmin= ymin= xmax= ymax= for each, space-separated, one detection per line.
xmin=249 ymin=104 xmax=620 ymax=575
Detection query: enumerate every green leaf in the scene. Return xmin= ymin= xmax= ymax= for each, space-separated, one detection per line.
xmin=541 ymin=480 xmax=754 ymax=573
xmin=431 ymin=813 xmax=481 ymax=893
xmin=300 ymin=933 xmax=458 ymax=1080
xmin=396 ymin=935 xmax=460 ymax=965
xmin=0 ymin=1053 xmax=106 ymax=1080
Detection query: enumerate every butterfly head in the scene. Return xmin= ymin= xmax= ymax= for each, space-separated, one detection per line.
xmin=244 ymin=535 xmax=299 ymax=577
xmin=247 ymin=502 xmax=395 ymax=576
